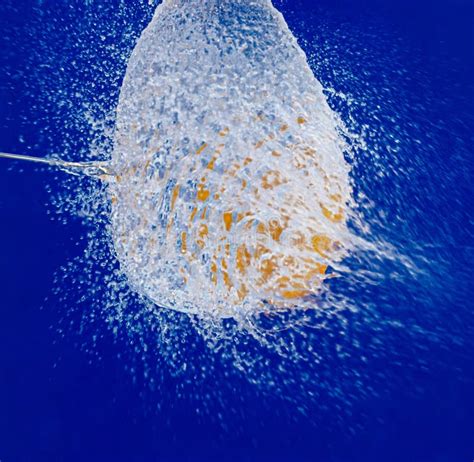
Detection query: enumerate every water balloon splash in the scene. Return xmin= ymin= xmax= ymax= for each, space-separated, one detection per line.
xmin=2 ymin=0 xmax=360 ymax=321
xmin=6 ymin=0 xmax=457 ymax=418
xmin=110 ymin=0 xmax=357 ymax=318
xmin=2 ymin=0 xmax=470 ymax=430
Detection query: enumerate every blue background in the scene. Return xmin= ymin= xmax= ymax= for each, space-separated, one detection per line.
xmin=0 ymin=0 xmax=473 ymax=461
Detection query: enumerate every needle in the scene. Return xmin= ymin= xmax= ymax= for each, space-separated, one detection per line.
xmin=0 ymin=151 xmax=112 ymax=178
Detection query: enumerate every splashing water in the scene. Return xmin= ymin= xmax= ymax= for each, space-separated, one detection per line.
xmin=110 ymin=0 xmax=356 ymax=318
xmin=4 ymin=0 xmax=470 ymax=422
xmin=1 ymin=1 xmax=388 ymax=406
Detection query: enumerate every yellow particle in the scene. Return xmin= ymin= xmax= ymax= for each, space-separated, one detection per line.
xmin=181 ymin=232 xmax=187 ymax=253
xmin=196 ymin=142 xmax=208 ymax=155
xmin=259 ymin=257 xmax=278 ymax=284
xmin=206 ymin=156 xmax=217 ymax=170
xmin=197 ymin=184 xmax=210 ymax=202
xmin=223 ymin=211 xmax=233 ymax=231
xmin=281 ymin=289 xmax=309 ymax=299
xmin=254 ymin=244 xmax=270 ymax=260
xmin=268 ymin=219 xmax=284 ymax=242
xmin=189 ymin=207 xmax=198 ymax=222
xmin=311 ymin=234 xmax=332 ymax=257
xmin=210 ymin=259 xmax=218 ymax=285
xmin=199 ymin=223 xmax=209 ymax=237
xmin=321 ymin=204 xmax=344 ymax=223
xmin=262 ymin=170 xmax=284 ymax=190
xmin=236 ymin=245 xmax=251 ymax=274
xmin=222 ymin=270 xmax=232 ymax=289
xmin=170 ymin=185 xmax=180 ymax=211
xmin=237 ymin=284 xmax=249 ymax=301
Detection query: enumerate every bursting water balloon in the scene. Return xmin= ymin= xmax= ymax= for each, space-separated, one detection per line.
xmin=3 ymin=0 xmax=472 ymax=436
xmin=109 ymin=0 xmax=354 ymax=318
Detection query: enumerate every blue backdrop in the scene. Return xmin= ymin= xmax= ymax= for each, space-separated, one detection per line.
xmin=0 ymin=0 xmax=473 ymax=461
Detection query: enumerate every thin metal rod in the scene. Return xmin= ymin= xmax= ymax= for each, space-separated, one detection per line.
xmin=0 ymin=151 xmax=61 ymax=165
xmin=0 ymin=151 xmax=112 ymax=178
